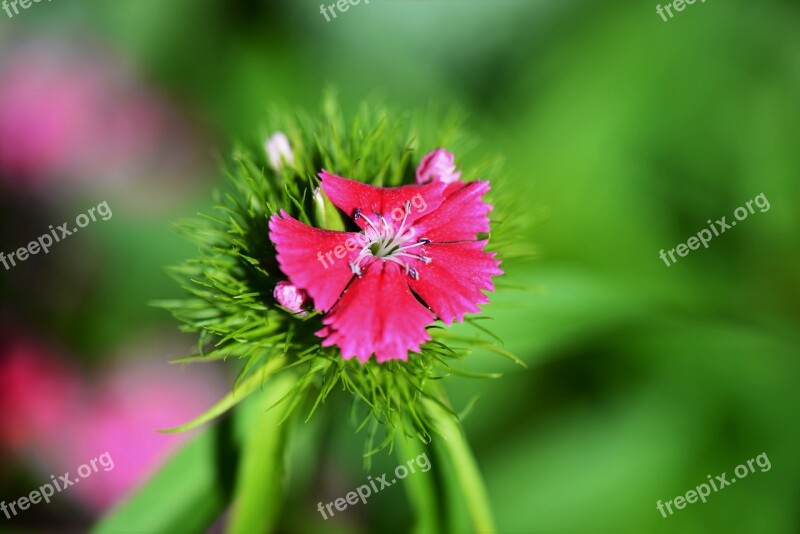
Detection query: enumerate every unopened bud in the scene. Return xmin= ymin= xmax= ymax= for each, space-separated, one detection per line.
xmin=273 ymin=281 xmax=308 ymax=315
xmin=313 ymin=187 xmax=346 ymax=231
xmin=416 ymin=148 xmax=462 ymax=184
xmin=265 ymin=132 xmax=294 ymax=172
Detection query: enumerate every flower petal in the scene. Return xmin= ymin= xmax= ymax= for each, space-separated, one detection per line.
xmin=412 ymin=180 xmax=493 ymax=242
xmin=320 ymin=170 xmax=447 ymax=231
xmin=408 ymin=241 xmax=502 ymax=325
xmin=317 ymin=261 xmax=435 ymax=363
xmin=269 ymin=210 xmax=362 ymax=311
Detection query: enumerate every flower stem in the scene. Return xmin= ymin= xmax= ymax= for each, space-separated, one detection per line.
xmin=395 ymin=434 xmax=439 ymax=534
xmin=225 ymin=369 xmax=297 ymax=534
xmin=422 ymin=390 xmax=495 ymax=534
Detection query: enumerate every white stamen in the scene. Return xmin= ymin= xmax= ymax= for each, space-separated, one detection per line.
xmin=349 ymin=206 xmax=432 ymax=280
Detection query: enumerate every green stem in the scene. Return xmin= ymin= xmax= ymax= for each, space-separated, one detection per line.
xmin=422 ymin=391 xmax=495 ymax=534
xmin=395 ymin=434 xmax=439 ymax=534
xmin=226 ymin=370 xmax=298 ymax=534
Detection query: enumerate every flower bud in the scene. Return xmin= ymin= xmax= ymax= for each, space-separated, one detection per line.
xmin=265 ymin=132 xmax=294 ymax=172
xmin=273 ymin=281 xmax=308 ymax=315
xmin=313 ymin=187 xmax=346 ymax=231
xmin=416 ymin=148 xmax=462 ymax=184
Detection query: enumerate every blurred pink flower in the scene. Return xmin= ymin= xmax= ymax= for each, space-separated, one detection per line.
xmin=0 ymin=42 xmax=205 ymax=200
xmin=0 ymin=56 xmax=99 ymax=181
xmin=0 ymin=338 xmax=225 ymax=512
xmin=70 ymin=360 xmax=225 ymax=509
xmin=0 ymin=341 xmax=84 ymax=449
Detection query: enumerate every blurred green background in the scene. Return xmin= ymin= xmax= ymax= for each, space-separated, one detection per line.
xmin=1 ymin=0 xmax=798 ymax=532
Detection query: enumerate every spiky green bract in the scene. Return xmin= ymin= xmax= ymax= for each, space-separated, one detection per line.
xmin=156 ymin=92 xmax=522 ymax=456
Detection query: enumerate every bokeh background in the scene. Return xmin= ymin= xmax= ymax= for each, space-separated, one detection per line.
xmin=1 ymin=0 xmax=799 ymax=532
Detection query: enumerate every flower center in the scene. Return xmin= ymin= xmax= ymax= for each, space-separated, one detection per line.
xmin=350 ymin=202 xmax=431 ymax=280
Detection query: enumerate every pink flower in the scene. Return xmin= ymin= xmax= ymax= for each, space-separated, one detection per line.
xmin=416 ymin=148 xmax=462 ymax=185
xmin=273 ymin=281 xmax=309 ymax=315
xmin=269 ymin=155 xmax=502 ymax=363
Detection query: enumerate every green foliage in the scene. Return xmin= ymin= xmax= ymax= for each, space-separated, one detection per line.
xmin=156 ymin=91 xmax=522 ymax=456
